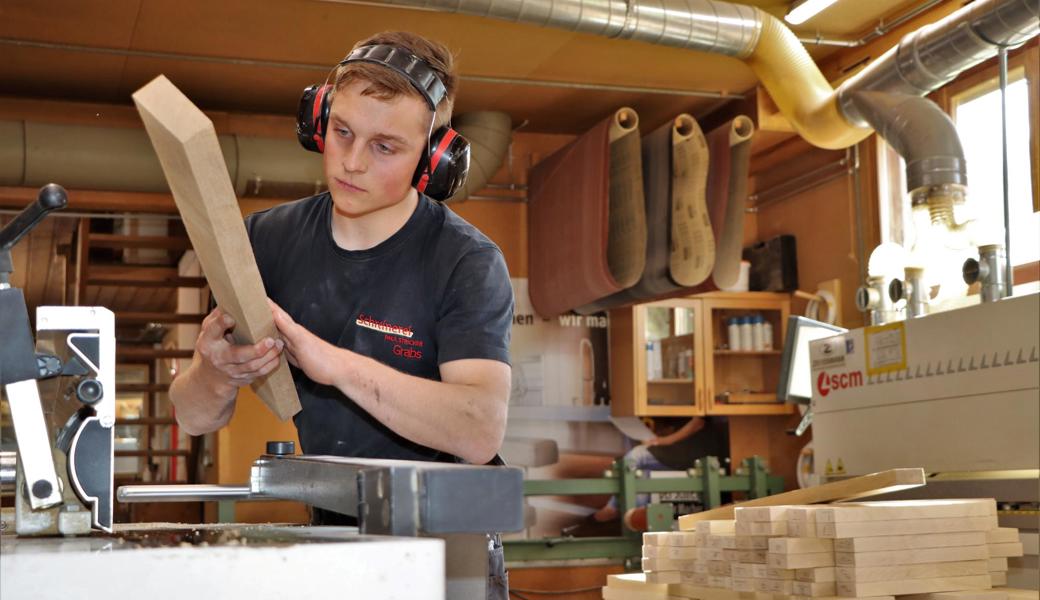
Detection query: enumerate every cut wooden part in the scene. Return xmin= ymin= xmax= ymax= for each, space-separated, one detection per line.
xmin=987 ymin=542 xmax=1024 ymax=558
xmin=642 ymin=557 xmax=696 ymax=572
xmin=735 ymin=505 xmax=793 ymax=522
xmin=989 ymin=572 xmax=1007 ymax=586
xmin=789 ymin=519 xmax=821 ymax=537
xmin=793 ymin=580 xmax=837 ymax=597
xmin=752 ymin=563 xmax=796 ymax=579
xmin=770 ymin=537 xmax=835 ymax=554
xmin=756 ymin=577 xmax=795 ymax=594
xmin=732 ymin=577 xmax=755 ymax=592
xmin=677 ymin=469 xmax=926 ymax=529
xmin=997 ymin=589 xmax=1040 ymax=600
xmin=736 ymin=549 xmax=767 ymax=563
xmin=707 ymin=534 xmax=738 ymax=549
xmin=736 ymin=519 xmax=788 ymax=536
xmin=819 ymin=515 xmax=998 ymax=538
xmin=835 ymin=532 xmax=987 ymax=553
xmin=986 ymin=528 xmax=1020 ymax=544
xmin=836 ymin=545 xmax=990 ymax=567
xmin=132 ymin=75 xmax=300 ymax=421
xmin=893 ymin=588 xmax=1008 ymax=600
xmin=836 ymin=574 xmax=993 ymax=597
xmin=694 ymin=520 xmax=736 ymax=534
xmin=816 ymin=500 xmax=997 ymax=523
xmin=988 ymin=558 xmax=1008 ymax=571
xmin=796 ymin=566 xmax=838 ymax=582
xmin=603 ymin=585 xmax=670 ymax=600
xmin=607 ymin=573 xmax=669 ymax=593
xmin=707 ymin=560 xmax=730 ymax=576
xmin=730 ymin=563 xmax=754 ymax=578
xmin=836 ymin=559 xmax=990 ymax=583
xmin=644 ymin=571 xmax=681 ymax=584
xmin=736 ymin=536 xmax=769 ymax=549
xmin=768 ymin=551 xmax=835 ymax=569
xmin=645 ymin=531 xmax=699 ymax=547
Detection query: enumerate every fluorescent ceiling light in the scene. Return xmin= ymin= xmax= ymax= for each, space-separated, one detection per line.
xmin=785 ymin=0 xmax=840 ymax=25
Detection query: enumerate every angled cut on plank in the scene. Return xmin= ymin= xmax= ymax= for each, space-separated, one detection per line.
xmin=133 ymin=75 xmax=301 ymax=421
xmin=678 ymin=468 xmax=926 ymax=529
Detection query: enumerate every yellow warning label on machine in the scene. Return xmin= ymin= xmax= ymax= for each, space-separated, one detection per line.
xmin=864 ymin=322 xmax=907 ymax=375
xmin=836 ymin=458 xmax=846 ymax=475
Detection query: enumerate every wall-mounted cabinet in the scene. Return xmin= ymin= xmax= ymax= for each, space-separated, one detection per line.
xmin=610 ymin=292 xmax=793 ymax=417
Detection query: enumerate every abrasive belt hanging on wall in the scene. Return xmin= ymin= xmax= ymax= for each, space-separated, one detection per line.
xmin=575 ymin=114 xmax=712 ymax=315
xmin=695 ymin=115 xmax=755 ymax=292
xmin=527 ymin=108 xmax=646 ymax=318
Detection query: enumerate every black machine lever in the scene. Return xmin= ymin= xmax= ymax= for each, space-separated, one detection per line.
xmin=0 ymin=184 xmax=68 ymax=284
xmin=0 ymin=183 xmax=68 ymax=253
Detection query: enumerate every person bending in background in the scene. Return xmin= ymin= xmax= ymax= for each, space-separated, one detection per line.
xmin=566 ymin=416 xmax=728 ymax=535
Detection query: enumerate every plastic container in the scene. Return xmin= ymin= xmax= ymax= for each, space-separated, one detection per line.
xmin=752 ymin=314 xmax=764 ymax=351
xmin=727 ymin=317 xmax=742 ymax=351
xmin=763 ymin=321 xmax=773 ymax=351
xmin=739 ymin=316 xmax=753 ymax=352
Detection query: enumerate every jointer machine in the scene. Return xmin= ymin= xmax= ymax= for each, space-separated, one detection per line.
xmin=0 ymin=186 xmax=524 ymax=600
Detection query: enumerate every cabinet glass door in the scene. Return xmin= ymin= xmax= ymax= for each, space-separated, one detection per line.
xmin=643 ymin=305 xmax=696 ymax=408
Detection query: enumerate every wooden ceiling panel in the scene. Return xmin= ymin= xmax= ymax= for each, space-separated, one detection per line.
xmin=0 ymin=0 xmax=141 ymax=47
xmin=0 ymin=47 xmax=129 ymax=103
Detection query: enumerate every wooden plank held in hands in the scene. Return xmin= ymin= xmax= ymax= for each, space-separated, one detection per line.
xmin=132 ymin=75 xmax=301 ymax=421
xmin=677 ymin=468 xmax=926 ymax=530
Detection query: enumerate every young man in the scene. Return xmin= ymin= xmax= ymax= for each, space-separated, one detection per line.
xmin=169 ymin=32 xmax=513 ymax=473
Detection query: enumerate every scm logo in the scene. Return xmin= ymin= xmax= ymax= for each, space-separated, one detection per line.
xmin=817 ymin=370 xmax=863 ymax=397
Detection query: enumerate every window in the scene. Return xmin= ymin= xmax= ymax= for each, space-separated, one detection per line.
xmin=953 ymin=75 xmax=1039 ymax=266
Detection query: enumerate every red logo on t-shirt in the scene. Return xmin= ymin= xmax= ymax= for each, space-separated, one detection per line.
xmin=356 ymin=313 xmax=425 ymax=360
xmin=356 ymin=313 xmax=414 ymax=338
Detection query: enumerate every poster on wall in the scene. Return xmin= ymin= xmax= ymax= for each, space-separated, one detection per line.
xmin=509 ymin=278 xmax=610 ymax=414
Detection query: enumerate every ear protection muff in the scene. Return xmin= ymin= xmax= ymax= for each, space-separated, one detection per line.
xmin=295 ymin=44 xmax=470 ymax=201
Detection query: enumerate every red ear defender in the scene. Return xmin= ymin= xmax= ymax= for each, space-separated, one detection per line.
xmin=296 ymin=84 xmax=331 ymax=153
xmin=413 ymin=126 xmax=470 ymax=201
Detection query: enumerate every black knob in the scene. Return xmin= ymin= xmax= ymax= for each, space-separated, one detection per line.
xmin=31 ymin=479 xmax=52 ymax=499
xmin=266 ymin=441 xmax=295 ymax=456
xmin=38 ymin=183 xmax=69 ymax=211
xmin=76 ymin=379 xmax=104 ymax=405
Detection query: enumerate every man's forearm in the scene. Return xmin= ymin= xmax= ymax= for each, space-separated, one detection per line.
xmin=331 ymin=350 xmax=507 ymax=464
xmin=169 ymin=358 xmax=239 ymax=436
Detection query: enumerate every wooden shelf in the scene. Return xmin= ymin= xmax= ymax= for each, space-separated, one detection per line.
xmin=708 ymin=402 xmax=795 ymax=416
xmin=648 ymin=378 xmax=694 ymax=384
xmin=714 ymin=350 xmax=782 ymax=356
xmin=721 ymin=392 xmax=778 ymax=404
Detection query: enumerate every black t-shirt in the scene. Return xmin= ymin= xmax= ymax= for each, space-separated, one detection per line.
xmin=647 ymin=417 xmax=729 ymax=470
xmin=245 ymin=192 xmax=513 ymax=463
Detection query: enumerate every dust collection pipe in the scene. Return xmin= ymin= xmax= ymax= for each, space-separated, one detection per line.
xmin=372 ymin=0 xmax=1039 ymax=198
xmin=0 ymin=111 xmax=513 ymax=203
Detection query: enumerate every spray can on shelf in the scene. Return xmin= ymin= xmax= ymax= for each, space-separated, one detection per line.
xmin=739 ymin=316 xmax=753 ymax=352
xmin=727 ymin=317 xmax=742 ymax=351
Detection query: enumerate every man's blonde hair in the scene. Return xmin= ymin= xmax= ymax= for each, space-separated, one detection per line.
xmin=332 ymin=31 xmax=457 ymax=130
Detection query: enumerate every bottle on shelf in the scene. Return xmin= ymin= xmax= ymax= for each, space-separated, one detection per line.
xmin=727 ymin=317 xmax=742 ymax=351
xmin=762 ymin=319 xmax=773 ymax=351
xmin=752 ymin=314 xmax=764 ymax=351
xmin=739 ymin=316 xmax=753 ymax=352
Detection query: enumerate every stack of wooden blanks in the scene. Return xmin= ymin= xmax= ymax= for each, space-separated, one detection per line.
xmin=819 ymin=499 xmax=1000 ymax=597
xmin=642 ymin=531 xmax=703 ymax=585
xmin=601 ymin=572 xmax=674 ymax=600
xmin=732 ymin=505 xmax=839 ymax=597
xmin=686 ymin=521 xmax=737 ymax=588
xmin=985 ymin=527 xmax=1024 ymax=586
